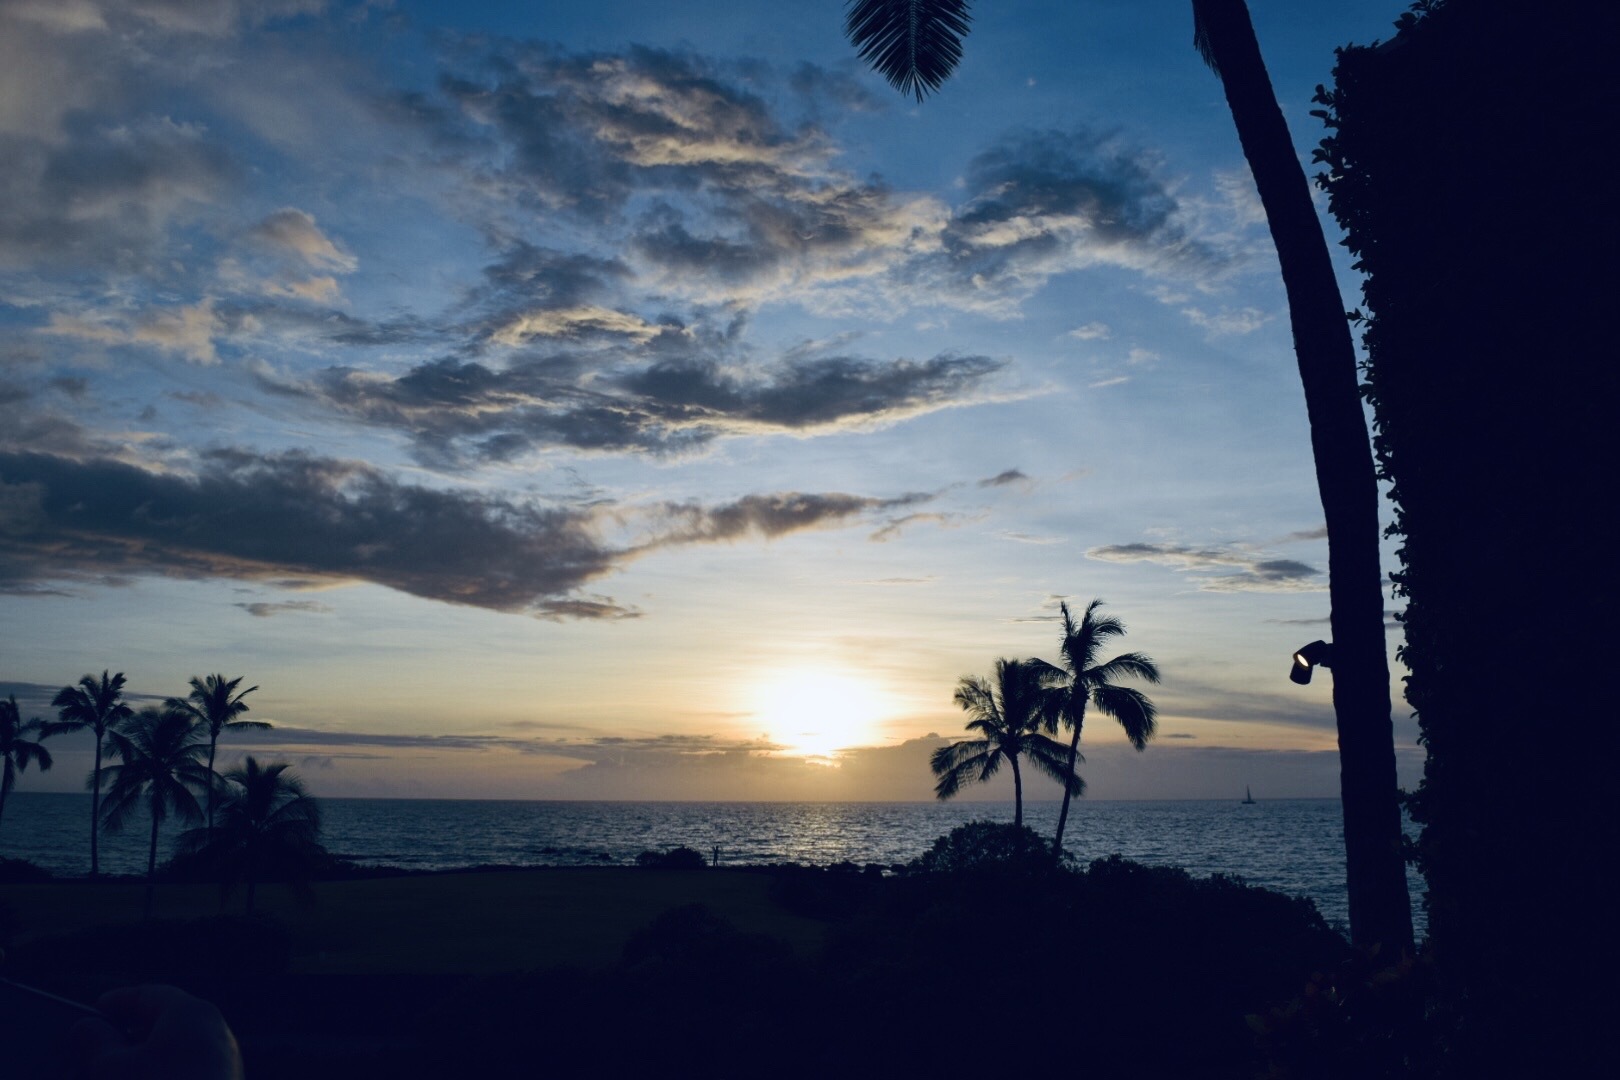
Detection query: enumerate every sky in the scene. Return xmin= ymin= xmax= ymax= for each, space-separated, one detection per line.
xmin=0 ymin=0 xmax=1424 ymax=802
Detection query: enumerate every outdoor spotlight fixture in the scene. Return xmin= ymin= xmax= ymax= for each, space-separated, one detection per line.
xmin=1290 ymin=640 xmax=1334 ymax=685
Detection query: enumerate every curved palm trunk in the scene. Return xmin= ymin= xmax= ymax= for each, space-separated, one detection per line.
xmin=1009 ymin=753 xmax=1023 ymax=828
xmin=89 ymin=737 xmax=104 ymax=877
xmin=1 ymin=764 xmax=13 ymax=829
xmin=144 ymin=810 xmax=161 ymax=921
xmin=1193 ymin=0 xmax=1411 ymax=952
xmin=1051 ymin=707 xmax=1086 ymax=860
xmin=206 ymin=735 xmax=218 ymax=832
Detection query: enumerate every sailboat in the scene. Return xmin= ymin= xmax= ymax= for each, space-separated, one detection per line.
xmin=1241 ymin=786 xmax=1256 ymax=805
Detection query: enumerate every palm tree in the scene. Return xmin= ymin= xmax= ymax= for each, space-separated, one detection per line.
xmin=52 ymin=670 xmax=135 ymax=877
xmin=1046 ymin=599 xmax=1160 ymax=860
xmin=99 ymin=706 xmax=211 ymax=918
xmin=1 ymin=695 xmax=56 ymax=835
xmin=843 ymin=0 xmax=1411 ymax=952
xmin=933 ymin=657 xmax=1078 ymax=827
xmin=178 ymin=757 xmax=323 ymax=915
xmin=167 ymin=674 xmax=267 ymax=832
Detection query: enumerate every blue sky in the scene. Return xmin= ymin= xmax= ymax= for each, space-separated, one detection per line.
xmin=0 ymin=0 xmax=1421 ymax=801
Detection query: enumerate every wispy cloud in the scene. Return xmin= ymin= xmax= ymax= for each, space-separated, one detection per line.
xmin=1086 ymin=541 xmax=1323 ymax=592
xmin=0 ymin=444 xmax=931 ymax=617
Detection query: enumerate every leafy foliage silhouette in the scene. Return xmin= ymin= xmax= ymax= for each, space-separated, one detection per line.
xmin=99 ymin=705 xmax=211 ymax=918
xmin=51 ymin=670 xmax=135 ymax=877
xmin=932 ymin=657 xmax=1077 ymax=826
xmin=1045 ymin=599 xmax=1160 ymax=859
xmin=167 ymin=674 xmax=268 ymax=832
xmin=177 ymin=757 xmax=324 ymax=914
xmin=0 ymin=694 xmax=54 ymax=837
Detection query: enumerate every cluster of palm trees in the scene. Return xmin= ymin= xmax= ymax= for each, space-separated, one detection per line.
xmin=0 ymin=671 xmax=321 ymax=915
xmin=932 ymin=599 xmax=1159 ymax=861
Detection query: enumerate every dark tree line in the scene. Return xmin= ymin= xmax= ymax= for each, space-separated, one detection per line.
xmin=1315 ymin=1 xmax=1615 ymax=1072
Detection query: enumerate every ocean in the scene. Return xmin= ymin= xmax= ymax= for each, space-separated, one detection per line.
xmin=0 ymin=792 xmax=1426 ymax=935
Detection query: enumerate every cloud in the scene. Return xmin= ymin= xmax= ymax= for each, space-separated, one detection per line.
xmin=43 ymin=299 xmax=225 ymax=364
xmin=640 ymin=491 xmax=931 ymax=548
xmin=246 ymin=208 xmax=356 ymax=272
xmin=1180 ymin=305 xmax=1270 ymax=336
xmin=1068 ymin=322 xmax=1112 ymax=340
xmin=1086 ymin=541 xmax=1324 ymax=592
xmin=301 ymin=347 xmax=1006 ymax=466
xmin=921 ymin=130 xmax=1226 ymax=314
xmin=0 ymin=447 xmax=620 ymax=611
xmin=234 ymin=599 xmax=333 ymax=617
xmin=0 ymin=113 xmax=237 ymax=271
xmin=0 ymin=446 xmax=927 ymax=616
xmin=978 ymin=468 xmax=1029 ymax=488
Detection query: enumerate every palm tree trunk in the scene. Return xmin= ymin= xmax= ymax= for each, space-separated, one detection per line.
xmin=1009 ymin=753 xmax=1023 ymax=828
xmin=1193 ymin=0 xmax=1411 ymax=952
xmin=89 ymin=737 xmax=103 ymax=877
xmin=1051 ymin=712 xmax=1085 ymax=859
xmin=206 ymin=735 xmax=218 ymax=832
xmin=145 ymin=811 xmax=161 ymax=921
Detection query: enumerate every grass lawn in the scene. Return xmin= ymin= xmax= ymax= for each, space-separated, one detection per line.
xmin=1 ymin=867 xmax=829 ymax=974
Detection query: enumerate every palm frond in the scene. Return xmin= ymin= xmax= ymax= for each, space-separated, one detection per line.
xmin=1192 ymin=0 xmax=1221 ymax=75
xmin=1091 ymin=684 xmax=1159 ymax=750
xmin=1089 ymin=651 xmax=1162 ymax=686
xmin=1023 ymin=733 xmax=1086 ymax=794
xmin=933 ymin=745 xmax=992 ymax=799
xmin=931 ymin=738 xmax=992 ymax=776
xmin=953 ymin=674 xmax=996 ymax=716
xmin=844 ymin=0 xmax=973 ymax=102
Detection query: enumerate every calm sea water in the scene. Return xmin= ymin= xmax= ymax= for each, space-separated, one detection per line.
xmin=0 ymin=793 xmax=1425 ymax=935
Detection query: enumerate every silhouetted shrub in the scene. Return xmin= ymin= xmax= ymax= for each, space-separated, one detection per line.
xmin=0 ymin=856 xmax=51 ymax=883
xmin=6 ymin=913 xmax=290 ymax=982
xmin=769 ymin=863 xmax=880 ymax=920
xmin=633 ymin=845 xmax=707 ymax=869
xmin=905 ymin=820 xmax=1054 ymax=874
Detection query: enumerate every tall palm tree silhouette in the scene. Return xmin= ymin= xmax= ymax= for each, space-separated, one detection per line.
xmin=1 ymin=695 xmax=56 ymax=836
xmin=180 ymin=757 xmax=322 ymax=915
xmin=100 ymin=706 xmax=211 ymax=918
xmin=843 ymin=0 xmax=1410 ymax=951
xmin=1047 ymin=600 xmax=1159 ymax=860
xmin=933 ymin=657 xmax=1076 ymax=826
xmin=168 ymin=674 xmax=267 ymax=832
xmin=52 ymin=671 xmax=134 ymax=877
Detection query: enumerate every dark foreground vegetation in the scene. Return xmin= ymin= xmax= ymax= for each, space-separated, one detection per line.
xmin=0 ymin=824 xmax=1434 ymax=1080
xmin=1314 ymin=1 xmax=1614 ymax=1073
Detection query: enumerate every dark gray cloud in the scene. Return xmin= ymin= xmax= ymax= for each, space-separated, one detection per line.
xmin=922 ymin=129 xmax=1219 ymax=308
xmin=234 ymin=599 xmax=333 ymax=617
xmin=301 ymin=348 xmax=1003 ymax=466
xmin=644 ymin=491 xmax=931 ymax=547
xmin=978 ymin=468 xmax=1029 ymax=488
xmin=0 ymin=446 xmax=926 ymax=615
xmin=0 ymin=114 xmax=237 ymax=272
xmin=1087 ymin=541 xmax=1323 ymax=592
xmin=0 ymin=447 xmax=618 ymax=611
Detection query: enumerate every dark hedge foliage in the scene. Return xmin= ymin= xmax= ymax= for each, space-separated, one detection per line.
xmin=633 ymin=845 xmax=708 ymax=869
xmin=1315 ymin=1 xmax=1613 ymax=1072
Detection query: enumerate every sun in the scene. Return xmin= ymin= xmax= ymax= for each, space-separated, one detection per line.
xmin=753 ymin=669 xmax=889 ymax=760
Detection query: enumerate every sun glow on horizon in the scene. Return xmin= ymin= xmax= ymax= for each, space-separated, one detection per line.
xmin=752 ymin=669 xmax=892 ymax=761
